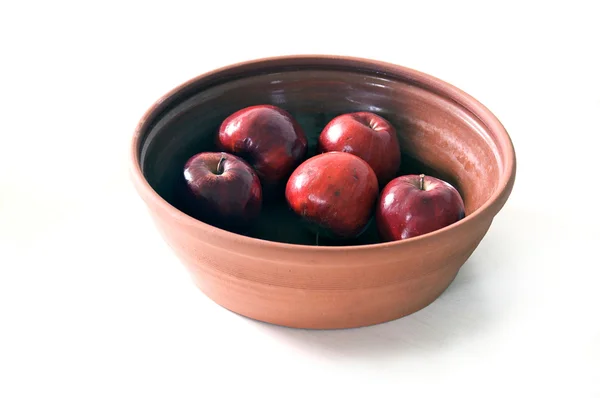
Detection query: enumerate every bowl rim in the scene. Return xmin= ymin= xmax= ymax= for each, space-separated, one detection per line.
xmin=130 ymin=54 xmax=516 ymax=252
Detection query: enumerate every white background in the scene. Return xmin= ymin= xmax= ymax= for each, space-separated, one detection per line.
xmin=1 ymin=1 xmax=599 ymax=396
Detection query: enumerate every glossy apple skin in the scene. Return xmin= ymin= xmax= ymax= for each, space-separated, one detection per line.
xmin=183 ymin=152 xmax=262 ymax=230
xmin=285 ymin=152 xmax=379 ymax=239
xmin=318 ymin=111 xmax=401 ymax=186
xmin=376 ymin=174 xmax=465 ymax=241
xmin=217 ymin=105 xmax=308 ymax=190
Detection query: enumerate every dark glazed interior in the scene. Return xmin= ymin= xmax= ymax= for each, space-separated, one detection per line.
xmin=139 ymin=68 xmax=502 ymax=246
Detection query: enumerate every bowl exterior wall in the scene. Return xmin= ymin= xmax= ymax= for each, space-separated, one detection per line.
xmin=147 ymin=207 xmax=492 ymax=329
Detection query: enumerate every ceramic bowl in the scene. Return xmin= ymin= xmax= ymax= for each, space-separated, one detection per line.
xmin=130 ymin=55 xmax=516 ymax=329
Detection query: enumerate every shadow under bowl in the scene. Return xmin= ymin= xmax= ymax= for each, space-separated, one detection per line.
xmin=130 ymin=55 xmax=516 ymax=329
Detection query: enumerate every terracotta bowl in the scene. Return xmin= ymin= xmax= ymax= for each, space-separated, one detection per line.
xmin=130 ymin=55 xmax=516 ymax=329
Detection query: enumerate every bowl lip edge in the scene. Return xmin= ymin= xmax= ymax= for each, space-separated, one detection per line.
xmin=129 ymin=54 xmax=517 ymax=252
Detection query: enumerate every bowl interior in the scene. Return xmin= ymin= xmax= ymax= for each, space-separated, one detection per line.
xmin=139 ymin=68 xmax=502 ymax=246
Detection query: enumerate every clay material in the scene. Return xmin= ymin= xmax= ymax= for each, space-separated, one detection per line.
xmin=129 ymin=55 xmax=517 ymax=329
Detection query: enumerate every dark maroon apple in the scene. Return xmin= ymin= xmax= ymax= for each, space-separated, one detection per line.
xmin=183 ymin=152 xmax=262 ymax=229
xmin=285 ymin=152 xmax=379 ymax=240
xmin=318 ymin=111 xmax=401 ymax=186
xmin=217 ymin=105 xmax=308 ymax=190
xmin=376 ymin=174 xmax=465 ymax=241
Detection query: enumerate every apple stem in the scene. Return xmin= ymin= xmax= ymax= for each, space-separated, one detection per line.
xmin=419 ymin=174 xmax=425 ymax=190
xmin=217 ymin=156 xmax=225 ymax=174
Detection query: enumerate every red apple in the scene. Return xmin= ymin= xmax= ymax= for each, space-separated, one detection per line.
xmin=318 ymin=111 xmax=401 ymax=186
xmin=285 ymin=152 xmax=379 ymax=239
xmin=183 ymin=152 xmax=262 ymax=229
xmin=376 ymin=174 xmax=465 ymax=241
xmin=217 ymin=105 xmax=308 ymax=190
